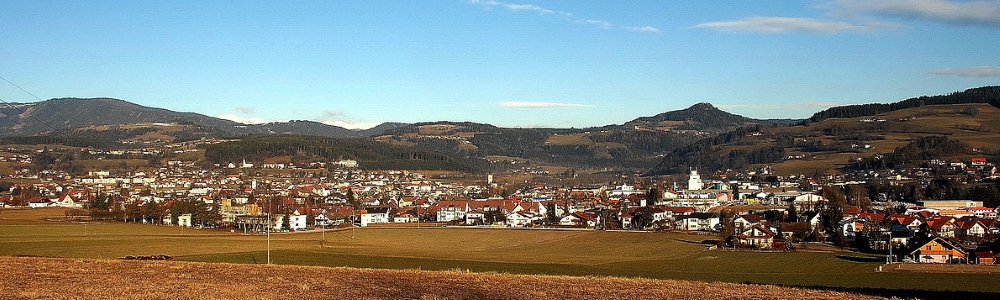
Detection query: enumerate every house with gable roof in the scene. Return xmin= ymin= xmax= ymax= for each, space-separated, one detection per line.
xmin=907 ymin=236 xmax=966 ymax=263
xmin=955 ymin=217 xmax=987 ymax=238
xmin=737 ymin=224 xmax=778 ymax=249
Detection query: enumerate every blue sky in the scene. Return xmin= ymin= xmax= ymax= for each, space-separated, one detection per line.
xmin=1 ymin=0 xmax=998 ymax=129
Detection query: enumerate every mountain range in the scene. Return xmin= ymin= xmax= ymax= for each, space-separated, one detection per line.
xmin=0 ymin=97 xmax=783 ymax=139
xmin=2 ymin=86 xmax=998 ymax=174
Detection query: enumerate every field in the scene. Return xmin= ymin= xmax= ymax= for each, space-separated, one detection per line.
xmin=2 ymin=208 xmax=999 ymax=299
xmin=0 ymin=256 xmax=883 ymax=300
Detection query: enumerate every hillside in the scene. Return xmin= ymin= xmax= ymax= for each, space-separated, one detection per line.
xmin=649 ymin=102 xmax=1000 ymax=176
xmin=805 ymin=86 xmax=1000 ymax=123
xmin=0 ymin=98 xmax=779 ymax=172
xmin=0 ymin=98 xmax=234 ymax=135
xmin=0 ymin=256 xmax=882 ymax=300
xmin=375 ymin=104 xmax=778 ymax=171
xmin=201 ymin=134 xmax=476 ymax=171
xmin=0 ymin=98 xmax=371 ymax=139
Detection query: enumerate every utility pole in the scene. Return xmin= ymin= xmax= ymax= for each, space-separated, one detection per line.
xmin=267 ymin=195 xmax=271 ymax=265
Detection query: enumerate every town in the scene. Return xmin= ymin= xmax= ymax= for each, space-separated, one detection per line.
xmin=3 ymin=139 xmax=999 ymax=266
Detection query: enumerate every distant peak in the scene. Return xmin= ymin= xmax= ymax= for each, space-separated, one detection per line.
xmin=689 ymin=102 xmax=717 ymax=110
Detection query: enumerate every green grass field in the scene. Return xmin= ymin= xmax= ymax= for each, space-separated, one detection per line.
xmin=2 ymin=208 xmax=998 ymax=297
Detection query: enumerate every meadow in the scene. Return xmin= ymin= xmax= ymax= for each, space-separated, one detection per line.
xmin=2 ymin=207 xmax=998 ymax=299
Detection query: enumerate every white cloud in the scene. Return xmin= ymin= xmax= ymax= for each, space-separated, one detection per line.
xmin=505 ymin=3 xmax=557 ymax=14
xmin=469 ymin=0 xmax=564 ymax=15
xmin=217 ymin=114 xmax=271 ymax=124
xmin=469 ymin=0 xmax=659 ymax=33
xmin=624 ymin=25 xmax=661 ymax=33
xmin=828 ymin=0 xmax=1000 ymax=27
xmin=321 ymin=120 xmax=383 ymax=130
xmin=694 ymin=16 xmax=868 ymax=33
xmin=585 ymin=19 xmax=613 ymax=29
xmin=927 ymin=66 xmax=1000 ymax=77
xmin=500 ymin=101 xmax=593 ymax=108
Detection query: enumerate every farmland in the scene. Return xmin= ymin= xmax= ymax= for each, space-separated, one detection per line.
xmin=2 ymin=208 xmax=999 ymax=299
xmin=0 ymin=256 xmax=884 ymax=300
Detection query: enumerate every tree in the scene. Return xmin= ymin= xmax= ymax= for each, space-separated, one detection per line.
xmin=346 ymin=188 xmax=360 ymax=209
xmin=281 ymin=214 xmax=291 ymax=231
xmin=786 ymin=202 xmax=798 ymax=223
xmin=820 ymin=186 xmax=847 ymax=247
xmin=545 ymin=201 xmax=560 ymax=225
xmin=141 ymin=201 xmax=163 ymax=224
xmin=645 ymin=187 xmax=661 ymax=206
xmin=719 ymin=209 xmax=736 ymax=241
xmin=33 ymin=149 xmax=56 ymax=171
xmin=961 ymin=107 xmax=979 ymax=116
xmin=844 ymin=185 xmax=872 ymax=211
xmin=732 ymin=184 xmax=741 ymax=202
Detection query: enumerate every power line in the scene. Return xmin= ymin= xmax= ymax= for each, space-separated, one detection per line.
xmin=0 ymin=74 xmax=45 ymax=102
xmin=0 ymin=73 xmax=67 ymax=137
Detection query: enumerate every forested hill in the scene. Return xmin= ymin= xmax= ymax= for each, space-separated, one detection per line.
xmin=625 ymin=102 xmax=757 ymax=131
xmin=0 ymin=98 xmax=373 ymax=139
xmin=201 ymin=135 xmax=476 ymax=171
xmin=804 ymin=86 xmax=1000 ymax=124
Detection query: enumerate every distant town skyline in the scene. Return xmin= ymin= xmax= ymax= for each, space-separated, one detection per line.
xmin=2 ymin=1 xmax=998 ymax=129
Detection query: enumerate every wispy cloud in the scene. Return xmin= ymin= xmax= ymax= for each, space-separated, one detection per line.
xmin=624 ymin=26 xmax=661 ymax=33
xmin=693 ymin=16 xmax=868 ymax=33
xmin=927 ymin=66 xmax=1000 ymax=77
xmin=828 ymin=0 xmax=1000 ymax=27
xmin=234 ymin=106 xmax=256 ymax=114
xmin=469 ymin=0 xmax=566 ymax=16
xmin=217 ymin=114 xmax=271 ymax=125
xmin=584 ymin=19 xmax=613 ymax=29
xmin=468 ymin=0 xmax=657 ymax=33
xmin=322 ymin=110 xmax=345 ymax=118
xmin=500 ymin=101 xmax=593 ymax=108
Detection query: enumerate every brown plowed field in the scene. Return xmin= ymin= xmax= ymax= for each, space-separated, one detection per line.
xmin=0 ymin=256 xmax=882 ymax=300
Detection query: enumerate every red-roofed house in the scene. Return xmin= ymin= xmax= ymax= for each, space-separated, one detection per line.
xmin=956 ymin=218 xmax=987 ymax=237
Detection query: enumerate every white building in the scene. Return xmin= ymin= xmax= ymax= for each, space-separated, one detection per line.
xmin=688 ymin=169 xmax=703 ymax=191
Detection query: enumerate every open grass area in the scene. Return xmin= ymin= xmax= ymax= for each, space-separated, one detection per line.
xmin=545 ymin=133 xmax=593 ymax=145
xmin=2 ymin=208 xmax=998 ymax=298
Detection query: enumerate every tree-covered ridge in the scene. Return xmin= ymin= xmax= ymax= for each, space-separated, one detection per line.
xmin=804 ymin=86 xmax=1000 ymax=124
xmin=0 ymin=124 xmax=225 ymax=149
xmin=646 ymin=125 xmax=784 ymax=175
xmin=201 ymin=135 xmax=475 ymax=171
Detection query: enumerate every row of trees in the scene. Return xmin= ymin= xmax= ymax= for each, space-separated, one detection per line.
xmin=804 ymin=86 xmax=1000 ymax=123
xmin=88 ymin=196 xmax=222 ymax=227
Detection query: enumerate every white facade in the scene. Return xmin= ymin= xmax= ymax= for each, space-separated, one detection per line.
xmin=688 ymin=169 xmax=703 ymax=191
xmin=289 ymin=214 xmax=308 ymax=230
